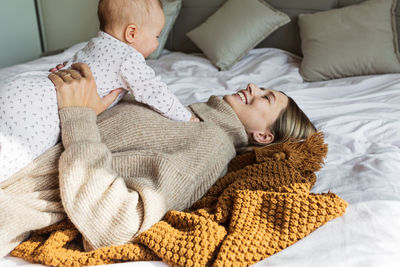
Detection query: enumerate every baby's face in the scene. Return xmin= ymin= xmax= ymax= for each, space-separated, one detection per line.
xmin=134 ymin=6 xmax=165 ymax=58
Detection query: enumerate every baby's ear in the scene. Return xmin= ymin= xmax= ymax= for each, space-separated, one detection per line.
xmin=124 ymin=24 xmax=137 ymax=44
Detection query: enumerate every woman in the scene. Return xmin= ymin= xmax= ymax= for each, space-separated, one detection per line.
xmin=0 ymin=63 xmax=315 ymax=257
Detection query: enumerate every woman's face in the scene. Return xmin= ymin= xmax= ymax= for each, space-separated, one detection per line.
xmin=223 ymin=83 xmax=288 ymax=144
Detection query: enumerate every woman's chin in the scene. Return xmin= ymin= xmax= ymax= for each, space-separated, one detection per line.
xmin=222 ymin=95 xmax=231 ymax=104
xmin=223 ymin=95 xmax=242 ymax=120
xmin=224 ymin=94 xmax=244 ymax=109
xmin=223 ymin=95 xmax=236 ymax=108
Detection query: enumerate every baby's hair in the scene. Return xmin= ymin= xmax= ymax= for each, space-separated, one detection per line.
xmin=98 ymin=0 xmax=162 ymax=31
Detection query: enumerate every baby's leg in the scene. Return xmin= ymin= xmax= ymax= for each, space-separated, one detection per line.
xmin=0 ymin=72 xmax=60 ymax=182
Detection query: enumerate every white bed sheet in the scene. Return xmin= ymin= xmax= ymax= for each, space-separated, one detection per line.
xmin=1 ymin=44 xmax=399 ymax=267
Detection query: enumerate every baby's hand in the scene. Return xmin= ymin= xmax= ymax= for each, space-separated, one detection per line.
xmin=190 ymin=115 xmax=200 ymax=122
xmin=49 ymin=61 xmax=68 ymax=73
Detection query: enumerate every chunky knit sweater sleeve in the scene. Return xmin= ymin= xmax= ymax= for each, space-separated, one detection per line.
xmin=58 ymin=107 xmax=144 ymax=250
xmin=57 ymin=97 xmax=248 ymax=251
xmin=0 ymin=96 xmax=248 ymax=257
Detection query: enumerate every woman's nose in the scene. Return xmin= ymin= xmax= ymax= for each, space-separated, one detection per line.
xmin=247 ymin=83 xmax=254 ymax=95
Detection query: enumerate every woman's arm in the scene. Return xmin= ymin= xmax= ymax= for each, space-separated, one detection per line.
xmin=48 ymin=64 xmax=143 ymax=250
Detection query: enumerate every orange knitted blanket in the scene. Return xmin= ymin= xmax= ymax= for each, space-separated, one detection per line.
xmin=11 ymin=132 xmax=347 ymax=266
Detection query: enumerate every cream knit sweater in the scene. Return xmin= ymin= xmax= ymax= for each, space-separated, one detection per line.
xmin=0 ymin=95 xmax=248 ymax=258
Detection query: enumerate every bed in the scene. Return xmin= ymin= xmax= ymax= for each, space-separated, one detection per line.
xmin=1 ymin=0 xmax=400 ymax=266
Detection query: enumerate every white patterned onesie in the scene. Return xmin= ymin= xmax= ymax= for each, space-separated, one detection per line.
xmin=0 ymin=31 xmax=192 ymax=182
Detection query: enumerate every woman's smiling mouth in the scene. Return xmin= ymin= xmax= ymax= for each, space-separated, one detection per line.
xmin=235 ymin=91 xmax=247 ymax=104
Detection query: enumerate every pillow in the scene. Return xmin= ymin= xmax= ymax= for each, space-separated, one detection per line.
xmin=186 ymin=0 xmax=290 ymax=70
xmin=298 ymin=0 xmax=400 ymax=82
xmin=147 ymin=0 xmax=182 ymax=59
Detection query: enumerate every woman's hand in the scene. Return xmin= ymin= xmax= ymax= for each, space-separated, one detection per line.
xmin=48 ymin=63 xmax=124 ymax=115
xmin=49 ymin=61 xmax=67 ymax=73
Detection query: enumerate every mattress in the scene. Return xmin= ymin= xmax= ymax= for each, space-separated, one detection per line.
xmin=1 ymin=43 xmax=399 ymax=267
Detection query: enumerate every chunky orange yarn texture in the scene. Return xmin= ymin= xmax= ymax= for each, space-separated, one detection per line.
xmin=11 ymin=132 xmax=347 ymax=267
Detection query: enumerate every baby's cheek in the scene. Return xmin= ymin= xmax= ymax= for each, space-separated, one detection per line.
xmin=153 ymin=41 xmax=159 ymax=50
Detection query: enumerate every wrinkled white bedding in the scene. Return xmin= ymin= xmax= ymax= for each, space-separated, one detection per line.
xmin=1 ymin=44 xmax=399 ymax=267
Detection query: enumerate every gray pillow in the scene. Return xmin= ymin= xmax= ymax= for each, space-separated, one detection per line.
xmin=186 ymin=0 xmax=290 ymax=70
xmin=299 ymin=0 xmax=400 ymax=82
xmin=147 ymin=0 xmax=182 ymax=59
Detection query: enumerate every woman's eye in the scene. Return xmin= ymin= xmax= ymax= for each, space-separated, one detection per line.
xmin=264 ymin=95 xmax=270 ymax=102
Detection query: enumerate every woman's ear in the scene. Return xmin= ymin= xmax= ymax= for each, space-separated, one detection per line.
xmin=251 ymin=130 xmax=274 ymax=145
xmin=124 ymin=24 xmax=137 ymax=44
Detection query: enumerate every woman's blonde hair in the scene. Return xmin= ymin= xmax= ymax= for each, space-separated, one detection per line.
xmin=270 ymin=95 xmax=316 ymax=144
xmin=240 ymin=94 xmax=316 ymax=153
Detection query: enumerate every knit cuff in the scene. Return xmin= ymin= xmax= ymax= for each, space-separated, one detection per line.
xmin=59 ymin=107 xmax=101 ymax=149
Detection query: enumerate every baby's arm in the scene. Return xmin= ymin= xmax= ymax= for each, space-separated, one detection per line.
xmin=120 ymin=54 xmax=192 ymax=122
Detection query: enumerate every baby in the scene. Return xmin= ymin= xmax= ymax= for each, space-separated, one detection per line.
xmin=0 ymin=0 xmax=194 ymax=182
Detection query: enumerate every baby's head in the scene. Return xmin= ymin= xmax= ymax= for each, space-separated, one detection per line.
xmin=98 ymin=0 xmax=165 ymax=58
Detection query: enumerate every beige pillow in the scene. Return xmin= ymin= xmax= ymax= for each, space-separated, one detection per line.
xmin=299 ymin=0 xmax=400 ymax=82
xmin=186 ymin=0 xmax=290 ymax=70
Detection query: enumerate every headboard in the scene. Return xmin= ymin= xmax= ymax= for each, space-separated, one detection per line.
xmin=164 ymin=0 xmax=400 ymax=56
